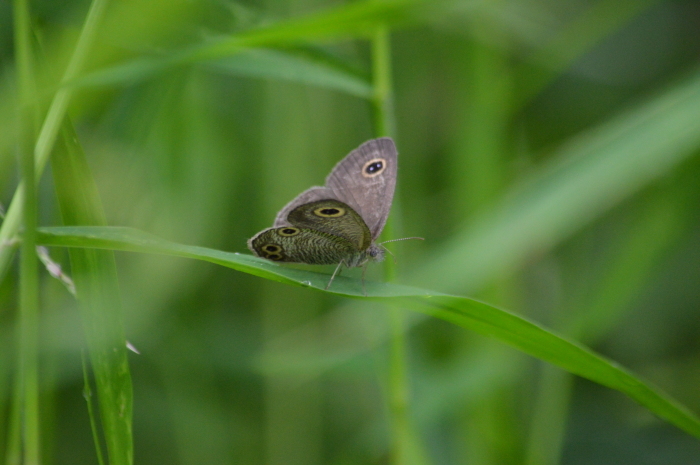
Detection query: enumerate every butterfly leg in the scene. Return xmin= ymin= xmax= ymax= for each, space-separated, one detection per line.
xmin=326 ymin=260 xmax=346 ymax=290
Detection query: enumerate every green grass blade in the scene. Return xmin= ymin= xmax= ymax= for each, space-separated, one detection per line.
xmin=409 ymin=295 xmax=700 ymax=439
xmin=51 ymin=125 xmax=133 ymax=465
xmin=82 ymin=352 xmax=106 ymax=465
xmin=412 ymin=68 xmax=700 ymax=294
xmin=207 ymin=48 xmax=373 ymax=98
xmin=35 ymin=225 xmax=700 ymax=440
xmin=524 ymin=189 xmax=690 ymax=465
xmin=516 ymin=0 xmax=662 ymax=107
xmin=71 ymin=48 xmax=374 ymax=98
xmin=0 ymin=0 xmax=110 ymax=281
xmin=186 ymin=0 xmax=431 ymax=62
xmin=12 ymin=0 xmax=41 ymax=461
xmin=38 ymin=225 xmax=392 ymax=296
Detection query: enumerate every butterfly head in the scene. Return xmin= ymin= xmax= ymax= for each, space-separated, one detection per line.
xmin=367 ymin=244 xmax=385 ymax=262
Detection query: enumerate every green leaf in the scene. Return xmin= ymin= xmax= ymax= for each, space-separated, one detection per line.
xmin=411 ymin=67 xmax=700 ymax=294
xmin=71 ymin=48 xmax=373 ymax=98
xmin=51 ymin=127 xmax=133 ymax=465
xmin=207 ymin=48 xmax=372 ymax=98
xmin=187 ymin=0 xmax=432 ymax=61
xmin=36 ymin=225 xmax=700 ymax=440
xmin=64 ymin=57 xmax=173 ymax=88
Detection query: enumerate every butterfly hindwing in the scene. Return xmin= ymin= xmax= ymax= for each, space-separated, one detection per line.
xmin=247 ymin=226 xmax=358 ymax=265
xmin=273 ymin=186 xmax=333 ymax=228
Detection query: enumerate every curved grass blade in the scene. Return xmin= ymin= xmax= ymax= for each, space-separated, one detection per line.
xmin=207 ymin=48 xmax=372 ymax=98
xmin=37 ymin=225 xmax=418 ymax=297
xmin=36 ymin=225 xmax=700 ymax=440
xmin=185 ymin=0 xmax=433 ymax=62
xmin=412 ymin=67 xmax=700 ymax=294
xmin=71 ymin=48 xmax=373 ymax=98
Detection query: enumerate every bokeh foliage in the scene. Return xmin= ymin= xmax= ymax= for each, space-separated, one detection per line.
xmin=2 ymin=0 xmax=700 ymax=464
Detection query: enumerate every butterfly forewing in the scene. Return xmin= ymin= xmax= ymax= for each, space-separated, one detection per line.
xmin=325 ymin=137 xmax=397 ymax=240
xmin=271 ymin=138 xmax=397 ymax=241
xmin=286 ymin=199 xmax=371 ymax=250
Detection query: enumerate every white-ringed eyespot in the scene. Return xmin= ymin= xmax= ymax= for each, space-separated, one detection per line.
xmin=362 ymin=158 xmax=386 ymax=177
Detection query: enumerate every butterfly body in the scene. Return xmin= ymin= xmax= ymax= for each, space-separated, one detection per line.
xmin=248 ymin=138 xmax=397 ymax=288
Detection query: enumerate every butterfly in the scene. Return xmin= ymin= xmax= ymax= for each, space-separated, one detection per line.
xmin=248 ymin=138 xmax=408 ymax=291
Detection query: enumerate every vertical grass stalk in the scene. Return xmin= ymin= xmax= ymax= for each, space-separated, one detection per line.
xmin=372 ymin=24 xmax=429 ymax=465
xmin=11 ymin=0 xmax=41 ymax=462
xmin=17 ymin=123 xmax=41 ymax=465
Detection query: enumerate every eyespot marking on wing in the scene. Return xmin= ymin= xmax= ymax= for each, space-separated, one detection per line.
xmin=259 ymin=243 xmax=285 ymax=260
xmin=362 ymin=158 xmax=387 ymax=178
xmin=277 ymin=227 xmax=300 ymax=236
xmin=313 ymin=206 xmax=346 ymax=217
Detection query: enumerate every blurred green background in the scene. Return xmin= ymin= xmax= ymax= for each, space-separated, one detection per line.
xmin=2 ymin=0 xmax=700 ymax=464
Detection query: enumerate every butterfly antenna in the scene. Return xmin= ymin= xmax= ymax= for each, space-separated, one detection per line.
xmin=378 ymin=237 xmax=423 ymax=265
xmin=379 ymin=236 xmax=425 ymax=245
